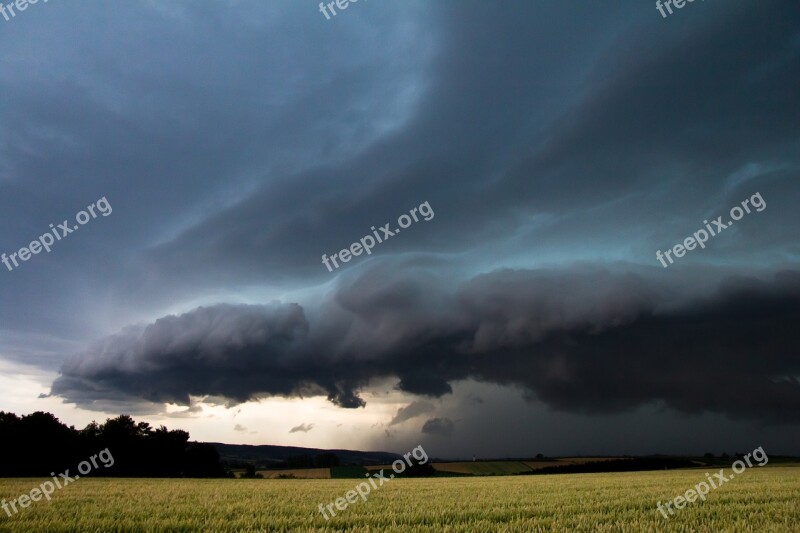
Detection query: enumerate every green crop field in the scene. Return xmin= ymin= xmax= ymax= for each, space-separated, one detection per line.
xmin=0 ymin=467 xmax=798 ymax=532
xmin=431 ymin=460 xmax=534 ymax=476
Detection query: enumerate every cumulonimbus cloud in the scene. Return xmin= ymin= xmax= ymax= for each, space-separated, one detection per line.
xmin=51 ymin=267 xmax=800 ymax=423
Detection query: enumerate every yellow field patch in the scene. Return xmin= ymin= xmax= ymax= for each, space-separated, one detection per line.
xmin=0 ymin=467 xmax=797 ymax=531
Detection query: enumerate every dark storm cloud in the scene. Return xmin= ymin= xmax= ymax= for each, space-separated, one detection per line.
xmin=2 ymin=0 xmax=797 ymax=366
xmin=140 ymin=0 xmax=800 ymax=291
xmin=0 ymin=0 xmax=435 ymax=343
xmin=421 ymin=418 xmax=455 ymax=437
xmin=51 ymin=303 xmax=312 ymax=406
xmin=51 ymin=266 xmax=800 ymax=423
xmin=0 ymin=0 xmax=797 ymax=453
xmin=506 ymin=1 xmax=800 ymax=210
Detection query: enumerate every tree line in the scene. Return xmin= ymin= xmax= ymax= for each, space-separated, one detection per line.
xmin=0 ymin=411 xmax=227 ymax=477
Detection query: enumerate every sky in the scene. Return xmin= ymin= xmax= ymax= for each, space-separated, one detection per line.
xmin=0 ymin=0 xmax=799 ymax=458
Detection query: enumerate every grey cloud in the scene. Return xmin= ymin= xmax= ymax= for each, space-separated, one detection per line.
xmin=466 ymin=394 xmax=484 ymax=405
xmin=51 ymin=303 xmax=315 ymax=407
xmin=2 ymin=0 xmax=798 ymax=455
xmin=135 ymin=0 xmax=800 ymax=298
xmin=389 ymin=401 xmax=436 ymax=426
xmin=0 ymin=0 xmax=436 ymax=339
xmin=289 ymin=423 xmax=314 ymax=434
xmin=50 ymin=266 xmax=800 ymax=423
xmin=422 ymin=417 xmax=454 ymax=437
xmin=2 ymin=1 xmax=797 ymax=368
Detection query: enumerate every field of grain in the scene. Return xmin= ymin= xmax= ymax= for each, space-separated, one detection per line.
xmin=257 ymin=468 xmax=331 ymax=479
xmin=0 ymin=467 xmax=798 ymax=531
xmin=431 ymin=461 xmax=533 ymax=475
xmin=274 ymin=457 xmax=627 ymax=478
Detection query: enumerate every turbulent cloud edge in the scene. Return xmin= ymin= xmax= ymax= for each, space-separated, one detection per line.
xmin=50 ymin=267 xmax=800 ymax=423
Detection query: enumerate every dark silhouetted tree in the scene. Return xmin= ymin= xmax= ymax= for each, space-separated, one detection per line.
xmin=0 ymin=411 xmax=226 ymax=478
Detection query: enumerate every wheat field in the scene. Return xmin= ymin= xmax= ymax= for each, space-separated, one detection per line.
xmin=0 ymin=467 xmax=798 ymax=532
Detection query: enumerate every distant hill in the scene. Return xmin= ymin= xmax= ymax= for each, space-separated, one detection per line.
xmin=209 ymin=442 xmax=402 ymax=468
